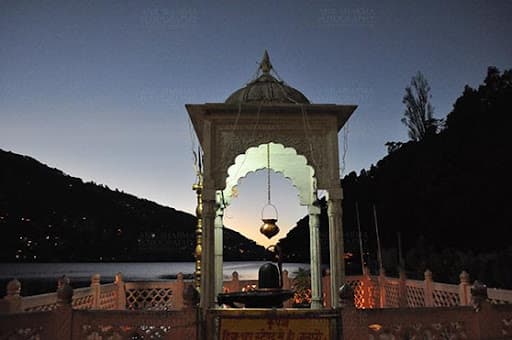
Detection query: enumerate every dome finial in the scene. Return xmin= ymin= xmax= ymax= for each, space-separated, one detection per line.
xmin=259 ymin=50 xmax=272 ymax=74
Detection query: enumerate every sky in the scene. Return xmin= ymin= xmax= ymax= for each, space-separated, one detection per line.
xmin=1 ymin=0 xmax=511 ymax=247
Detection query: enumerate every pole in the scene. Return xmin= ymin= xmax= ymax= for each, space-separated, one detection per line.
xmin=355 ymin=202 xmax=365 ymax=274
xmin=373 ymin=204 xmax=383 ymax=273
xmin=397 ymin=232 xmax=404 ymax=269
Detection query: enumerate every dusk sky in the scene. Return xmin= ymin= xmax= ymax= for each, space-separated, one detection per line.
xmin=1 ymin=0 xmax=511 ymax=247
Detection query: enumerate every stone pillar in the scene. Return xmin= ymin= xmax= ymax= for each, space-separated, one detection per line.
xmin=174 ymin=273 xmax=185 ymax=309
xmin=322 ymin=269 xmax=331 ymax=308
xmin=398 ymin=269 xmax=407 ymax=307
xmin=327 ymin=188 xmax=344 ymax=308
xmin=282 ymin=270 xmax=292 ymax=308
xmin=57 ymin=279 xmax=74 ymax=307
xmin=309 ymin=203 xmax=322 ymax=309
xmin=91 ymin=274 xmax=100 ymax=309
xmin=200 ymin=186 xmax=216 ymax=310
xmin=378 ymin=268 xmax=386 ymax=308
xmin=55 ymin=280 xmax=73 ymax=339
xmin=3 ymin=279 xmax=22 ymax=313
xmin=282 ymin=270 xmax=290 ymax=290
xmin=424 ymin=269 xmax=433 ymax=307
xmin=471 ymin=280 xmax=488 ymax=311
xmin=231 ymin=272 xmax=240 ymax=292
xmin=214 ymin=193 xmax=224 ymax=300
xmin=183 ymin=284 xmax=200 ymax=309
xmin=459 ymin=271 xmax=471 ymax=306
xmin=114 ymin=272 xmax=126 ymax=309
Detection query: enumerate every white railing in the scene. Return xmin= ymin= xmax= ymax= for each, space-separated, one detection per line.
xmin=2 ymin=268 xmax=512 ymax=340
xmin=2 ymin=268 xmax=512 ymax=313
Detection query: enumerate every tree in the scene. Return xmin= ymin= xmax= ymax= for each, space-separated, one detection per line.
xmin=401 ymin=71 xmax=439 ymax=141
xmin=446 ymin=66 xmax=511 ymax=133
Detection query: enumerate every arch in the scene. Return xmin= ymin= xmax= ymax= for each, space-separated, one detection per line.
xmin=222 ymin=142 xmax=316 ymax=206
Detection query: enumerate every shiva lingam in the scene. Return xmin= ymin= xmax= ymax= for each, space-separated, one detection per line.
xmin=217 ymin=143 xmax=294 ymax=308
xmin=217 ymin=245 xmax=294 ymax=308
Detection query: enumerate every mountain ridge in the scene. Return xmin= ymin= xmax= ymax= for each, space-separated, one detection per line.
xmin=0 ymin=149 xmax=267 ymax=262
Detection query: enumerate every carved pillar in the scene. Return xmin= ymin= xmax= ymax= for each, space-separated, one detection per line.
xmin=327 ymin=188 xmax=344 ymax=308
xmin=200 ymin=186 xmax=216 ymax=310
xmin=309 ymin=202 xmax=322 ymax=309
xmin=214 ymin=193 xmax=224 ymax=300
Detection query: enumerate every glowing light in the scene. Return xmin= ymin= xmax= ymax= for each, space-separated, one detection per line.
xmin=368 ymin=324 xmax=383 ymax=332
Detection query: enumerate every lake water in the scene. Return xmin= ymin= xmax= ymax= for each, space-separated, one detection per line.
xmin=0 ymin=262 xmax=310 ymax=296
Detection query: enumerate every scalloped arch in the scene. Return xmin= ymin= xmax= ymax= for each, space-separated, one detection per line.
xmin=222 ymin=142 xmax=316 ymax=206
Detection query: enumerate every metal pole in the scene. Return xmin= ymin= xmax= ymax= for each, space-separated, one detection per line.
xmin=397 ymin=231 xmax=404 ymax=269
xmin=372 ymin=204 xmax=383 ymax=273
xmin=355 ymin=202 xmax=365 ymax=274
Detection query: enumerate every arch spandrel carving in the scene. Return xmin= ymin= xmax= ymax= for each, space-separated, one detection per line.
xmin=212 ymin=128 xmax=338 ymax=190
xmin=222 ymin=143 xmax=316 ymax=206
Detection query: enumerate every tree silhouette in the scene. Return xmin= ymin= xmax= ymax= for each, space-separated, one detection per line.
xmin=401 ymin=71 xmax=439 ymax=141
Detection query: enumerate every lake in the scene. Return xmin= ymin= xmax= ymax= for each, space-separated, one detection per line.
xmin=0 ymin=262 xmax=310 ymax=297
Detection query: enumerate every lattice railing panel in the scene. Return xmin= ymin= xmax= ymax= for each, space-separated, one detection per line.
xmin=488 ymin=288 xmax=512 ymax=305
xmin=125 ymin=288 xmax=174 ymax=311
xmin=490 ymin=298 xmax=512 ymax=305
xmin=22 ymin=292 xmax=58 ymax=312
xmin=346 ymin=278 xmax=365 ymax=308
xmin=406 ymin=284 xmax=425 ymax=308
xmin=24 ymin=301 xmax=58 ymax=312
xmin=73 ymin=288 xmax=95 ymax=310
xmin=99 ymin=284 xmax=118 ymax=310
xmin=370 ymin=276 xmax=381 ymax=308
xmin=432 ymin=287 xmax=459 ymax=307
xmin=383 ymin=280 xmax=400 ymax=308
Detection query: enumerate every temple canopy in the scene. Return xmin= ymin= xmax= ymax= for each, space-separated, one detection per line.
xmin=187 ymin=50 xmax=357 ymax=311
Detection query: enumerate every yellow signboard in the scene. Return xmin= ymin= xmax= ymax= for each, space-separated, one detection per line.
xmin=220 ymin=317 xmax=330 ymax=340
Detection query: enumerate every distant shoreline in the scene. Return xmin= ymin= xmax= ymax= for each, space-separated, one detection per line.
xmin=0 ymin=261 xmax=309 ymax=297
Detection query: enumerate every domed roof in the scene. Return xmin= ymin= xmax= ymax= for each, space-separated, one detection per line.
xmin=225 ymin=51 xmax=310 ymax=105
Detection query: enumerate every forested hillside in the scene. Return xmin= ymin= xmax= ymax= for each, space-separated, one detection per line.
xmin=279 ymin=67 xmax=512 ymax=288
xmin=0 ymin=150 xmax=267 ymax=262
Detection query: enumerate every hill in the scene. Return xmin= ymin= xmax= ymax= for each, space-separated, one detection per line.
xmin=0 ymin=150 xmax=267 ymax=262
xmin=278 ymin=67 xmax=512 ymax=287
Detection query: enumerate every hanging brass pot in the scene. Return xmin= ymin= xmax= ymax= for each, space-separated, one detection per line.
xmin=260 ymin=203 xmax=279 ymax=239
xmin=260 ymin=218 xmax=280 ymax=239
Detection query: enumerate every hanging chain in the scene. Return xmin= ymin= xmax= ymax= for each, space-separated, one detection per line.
xmin=267 ymin=143 xmax=271 ymax=204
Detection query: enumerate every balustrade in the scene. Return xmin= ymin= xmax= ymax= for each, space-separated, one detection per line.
xmin=3 ymin=268 xmax=512 ymax=313
xmin=2 ymin=269 xmax=512 ymax=339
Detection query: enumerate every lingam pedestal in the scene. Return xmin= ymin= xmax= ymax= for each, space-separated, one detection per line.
xmin=217 ymin=263 xmax=294 ymax=308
